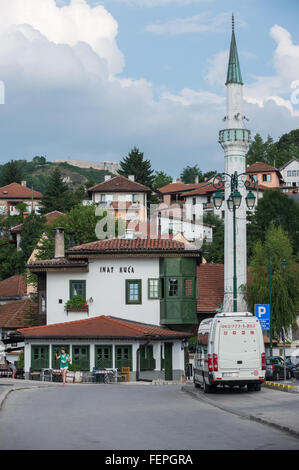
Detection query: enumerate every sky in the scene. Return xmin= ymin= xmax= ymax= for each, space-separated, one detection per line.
xmin=0 ymin=0 xmax=298 ymax=177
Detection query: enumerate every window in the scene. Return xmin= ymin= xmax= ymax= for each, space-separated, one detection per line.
xmin=115 ymin=345 xmax=132 ymax=370
xmin=262 ymin=174 xmax=271 ymax=182
xmin=31 ymin=345 xmax=49 ymax=371
xmin=292 ymin=171 xmax=297 ymax=177
xmin=95 ymin=345 xmax=112 ymax=369
xmin=148 ymin=279 xmax=159 ymax=299
xmin=287 ymin=171 xmax=292 ymax=177
xmin=168 ymin=278 xmax=178 ymax=297
xmin=70 ymin=280 xmax=86 ymax=300
xmin=72 ymin=345 xmax=90 ymax=371
xmin=132 ymin=194 xmax=138 ymax=203
xmin=192 ymin=197 xmax=196 ymax=206
xmin=184 ymin=279 xmax=193 ymax=297
xmin=126 ymin=280 xmax=142 ymax=304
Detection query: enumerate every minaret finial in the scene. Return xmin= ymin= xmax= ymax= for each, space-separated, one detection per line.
xmin=232 ymin=13 xmax=235 ymax=32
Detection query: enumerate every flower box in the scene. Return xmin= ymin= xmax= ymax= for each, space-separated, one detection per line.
xmin=66 ymin=305 xmax=89 ymax=313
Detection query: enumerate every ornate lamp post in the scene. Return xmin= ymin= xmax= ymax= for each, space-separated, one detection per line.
xmin=212 ymin=171 xmax=256 ymax=312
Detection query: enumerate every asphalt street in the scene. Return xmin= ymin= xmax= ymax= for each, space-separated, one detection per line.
xmin=0 ymin=382 xmax=298 ymax=451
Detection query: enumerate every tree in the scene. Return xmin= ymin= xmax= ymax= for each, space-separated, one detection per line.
xmin=247 ymin=189 xmax=299 ymax=260
xmin=180 ymin=165 xmax=203 ymax=184
xmin=245 ymin=226 xmax=299 ymax=339
xmin=40 ymin=167 xmax=74 ymax=214
xmin=0 ymin=241 xmax=24 ymax=281
xmin=20 ymin=213 xmax=46 ymax=261
xmin=246 ymin=134 xmax=278 ymax=167
xmin=201 ymin=213 xmax=224 ymax=264
xmin=36 ymin=204 xmax=124 ymax=260
xmin=152 ymin=171 xmax=173 ymax=191
xmin=119 ymin=147 xmax=154 ymax=188
xmin=0 ymin=160 xmax=24 ymax=186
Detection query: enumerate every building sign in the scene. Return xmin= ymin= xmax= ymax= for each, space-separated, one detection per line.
xmin=99 ymin=266 xmax=135 ymax=274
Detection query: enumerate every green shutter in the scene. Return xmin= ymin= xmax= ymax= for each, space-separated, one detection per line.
xmin=72 ymin=345 xmax=90 ymax=371
xmin=115 ymin=345 xmax=132 ymax=370
xmin=95 ymin=345 xmax=113 ymax=369
xmin=70 ymin=280 xmax=86 ymax=300
xmin=31 ymin=345 xmax=49 ymax=371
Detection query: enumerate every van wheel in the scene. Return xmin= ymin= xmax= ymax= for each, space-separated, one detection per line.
xmin=247 ymin=383 xmax=255 ymax=392
xmin=203 ymin=378 xmax=212 ymax=393
xmin=194 ymin=380 xmax=201 ymax=389
xmin=254 ymin=383 xmax=261 ymax=391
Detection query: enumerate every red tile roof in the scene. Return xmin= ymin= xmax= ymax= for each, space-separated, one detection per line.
xmin=0 ymin=183 xmax=43 ymax=199
xmin=18 ymin=315 xmax=192 ymax=339
xmin=183 ymin=184 xmax=216 ymax=197
xmin=197 ymin=264 xmax=224 ymax=313
xmin=28 ymin=258 xmax=88 ymax=269
xmin=68 ymin=238 xmax=200 ymax=254
xmin=88 ymin=175 xmax=152 ymax=193
xmin=246 ymin=162 xmax=278 ymax=173
xmin=157 ymin=182 xmax=204 ymax=194
xmin=0 ymin=298 xmax=38 ymax=328
xmin=0 ymin=275 xmax=27 ymax=299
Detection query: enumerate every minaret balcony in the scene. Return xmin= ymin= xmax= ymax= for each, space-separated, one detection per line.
xmin=219 ymin=128 xmax=251 ymax=144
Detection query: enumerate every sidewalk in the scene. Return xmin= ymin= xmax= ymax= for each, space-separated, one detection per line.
xmin=182 ymin=381 xmax=299 ymax=439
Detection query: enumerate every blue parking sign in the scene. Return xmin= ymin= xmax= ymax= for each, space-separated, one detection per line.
xmin=255 ymin=304 xmax=270 ymax=330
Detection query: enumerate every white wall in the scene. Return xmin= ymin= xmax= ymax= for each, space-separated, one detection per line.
xmin=46 ymin=258 xmax=160 ymax=325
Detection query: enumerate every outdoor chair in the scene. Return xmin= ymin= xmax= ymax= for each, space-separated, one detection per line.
xmin=118 ymin=367 xmax=130 ymax=382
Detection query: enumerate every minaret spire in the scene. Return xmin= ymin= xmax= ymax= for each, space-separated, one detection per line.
xmin=226 ymin=14 xmax=243 ymax=86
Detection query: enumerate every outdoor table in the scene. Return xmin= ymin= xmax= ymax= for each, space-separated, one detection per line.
xmin=93 ymin=369 xmax=117 ymax=384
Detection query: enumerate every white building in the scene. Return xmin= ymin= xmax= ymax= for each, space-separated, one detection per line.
xmin=280 ymin=158 xmax=299 ymax=192
xmin=20 ymin=230 xmax=201 ymax=381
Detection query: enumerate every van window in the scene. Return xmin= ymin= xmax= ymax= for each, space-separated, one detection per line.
xmin=196 ymin=331 xmax=209 ymax=355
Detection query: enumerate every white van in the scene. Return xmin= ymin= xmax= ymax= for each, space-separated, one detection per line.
xmin=194 ymin=312 xmax=266 ymax=393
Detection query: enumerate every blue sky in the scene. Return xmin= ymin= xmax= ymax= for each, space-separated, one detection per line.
xmin=0 ymin=0 xmax=298 ymax=177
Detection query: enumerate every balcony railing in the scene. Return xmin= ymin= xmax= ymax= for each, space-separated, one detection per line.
xmin=219 ymin=128 xmax=251 ymax=144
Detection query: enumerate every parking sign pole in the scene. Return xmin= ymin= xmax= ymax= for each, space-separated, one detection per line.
xmin=269 ymin=257 xmax=272 ymax=357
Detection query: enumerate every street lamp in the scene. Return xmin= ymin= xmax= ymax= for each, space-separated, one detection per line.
xmin=212 ymin=171 xmax=257 ymax=312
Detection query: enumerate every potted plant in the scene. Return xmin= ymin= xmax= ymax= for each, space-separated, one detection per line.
xmin=65 ymin=295 xmax=89 ymax=313
xmin=66 ymin=363 xmax=80 ymax=383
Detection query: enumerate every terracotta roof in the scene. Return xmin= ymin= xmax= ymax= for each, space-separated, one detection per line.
xmin=88 ymin=175 xmax=152 ymax=193
xmin=183 ymin=184 xmax=216 ymax=197
xmin=18 ymin=315 xmax=192 ymax=339
xmin=157 ymin=182 xmax=204 ymax=194
xmin=0 ymin=298 xmax=39 ymax=328
xmin=246 ymin=162 xmax=278 ymax=173
xmin=197 ymin=264 xmax=224 ymax=313
xmin=10 ymin=210 xmax=64 ymax=234
xmin=67 ymin=238 xmax=200 ymax=254
xmin=0 ymin=275 xmax=27 ymax=299
xmin=28 ymin=258 xmax=88 ymax=268
xmin=0 ymin=183 xmax=43 ymax=199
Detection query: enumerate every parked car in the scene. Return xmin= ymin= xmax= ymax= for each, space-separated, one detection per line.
xmin=285 ymin=357 xmax=298 ymax=377
xmin=294 ymin=363 xmax=299 ymax=381
xmin=265 ymin=356 xmax=291 ymax=381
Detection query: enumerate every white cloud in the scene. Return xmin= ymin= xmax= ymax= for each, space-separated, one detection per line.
xmin=0 ymin=0 xmax=124 ymax=76
xmin=112 ymin=0 xmax=211 ymax=6
xmin=244 ymin=25 xmax=299 ymax=117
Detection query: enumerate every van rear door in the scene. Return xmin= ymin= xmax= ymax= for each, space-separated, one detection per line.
xmin=218 ymin=318 xmax=261 ymax=370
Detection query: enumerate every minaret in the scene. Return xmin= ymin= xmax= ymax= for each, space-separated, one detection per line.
xmin=219 ymin=15 xmax=251 ymax=311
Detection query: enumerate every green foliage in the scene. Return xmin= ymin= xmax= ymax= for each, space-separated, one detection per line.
xmin=247 ymin=189 xmax=299 ymax=260
xmin=180 ymin=164 xmax=204 ymax=184
xmin=65 ymin=296 xmax=88 ymax=311
xmin=245 ymin=226 xmax=299 ymax=338
xmin=20 ymin=213 xmax=46 ymax=261
xmin=40 ymin=167 xmax=74 ymax=214
xmin=201 ymin=213 xmax=224 ymax=264
xmin=246 ymin=130 xmax=299 ymax=168
xmin=119 ymin=147 xmax=154 ymax=188
xmin=17 ymin=351 xmax=24 ymax=369
xmin=68 ymin=363 xmax=81 ymax=372
xmin=152 ymin=171 xmax=173 ymax=190
xmin=0 ymin=160 xmax=24 ymax=186
xmin=0 ymin=241 xmax=24 ymax=281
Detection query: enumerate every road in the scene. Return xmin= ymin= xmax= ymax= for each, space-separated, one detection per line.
xmin=0 ymin=383 xmax=298 ymax=450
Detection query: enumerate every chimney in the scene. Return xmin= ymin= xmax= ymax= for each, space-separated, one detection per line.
xmin=194 ymin=176 xmax=199 ymax=184
xmin=54 ymin=227 xmax=65 ymax=258
xmin=105 ymin=175 xmax=112 ymax=181
xmin=128 ymin=175 xmax=135 ymax=182
xmin=21 ymin=181 xmax=27 ymax=187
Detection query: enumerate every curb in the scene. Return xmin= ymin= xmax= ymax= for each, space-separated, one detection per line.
xmin=181 ymin=385 xmax=299 ymax=440
xmin=263 ymin=381 xmax=299 ymax=393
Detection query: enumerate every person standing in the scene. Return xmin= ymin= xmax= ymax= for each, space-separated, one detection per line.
xmin=55 ymin=348 xmax=70 ymax=386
